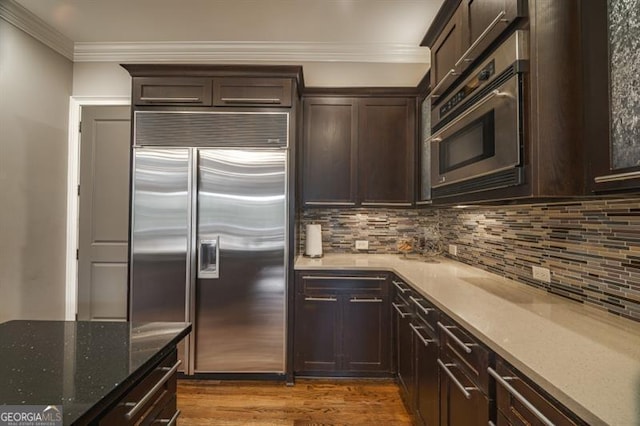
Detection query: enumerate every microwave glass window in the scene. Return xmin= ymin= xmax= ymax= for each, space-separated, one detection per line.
xmin=440 ymin=111 xmax=495 ymax=173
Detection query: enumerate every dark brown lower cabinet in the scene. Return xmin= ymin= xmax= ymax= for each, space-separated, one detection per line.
xmin=439 ymin=348 xmax=491 ymax=426
xmin=294 ymin=271 xmax=391 ymax=376
xmin=491 ymin=358 xmax=583 ymax=426
xmin=413 ymin=322 xmax=439 ymax=426
xmin=392 ymin=279 xmax=415 ymax=408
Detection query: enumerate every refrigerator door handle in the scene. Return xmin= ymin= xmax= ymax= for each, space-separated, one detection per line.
xmin=198 ymin=237 xmax=220 ymax=279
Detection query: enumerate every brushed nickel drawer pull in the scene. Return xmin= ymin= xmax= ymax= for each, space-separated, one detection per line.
xmin=488 ymin=421 xmax=496 ymax=426
xmin=455 ymin=11 xmax=508 ymax=68
xmin=153 ymin=409 xmax=181 ymax=425
xmin=594 ymin=170 xmax=640 ymax=183
xmin=392 ymin=302 xmax=411 ymax=318
xmin=488 ymin=367 xmax=554 ymax=426
xmin=304 ymin=296 xmax=337 ymax=302
xmin=349 ymin=298 xmax=383 ymax=303
xmin=409 ymin=296 xmax=435 ymax=315
xmin=125 ymin=359 xmax=182 ymax=420
xmin=392 ymin=280 xmax=409 ymax=293
xmin=220 ymin=97 xmax=281 ymax=104
xmin=302 ymin=276 xmax=386 ymax=281
xmin=410 ymin=323 xmax=434 ymax=346
xmin=139 ymin=97 xmax=201 ymax=102
xmin=438 ymin=322 xmax=473 ymax=354
xmin=437 ymin=359 xmax=477 ymax=399
xmin=361 ymin=202 xmax=413 ymax=207
xmin=304 ymin=201 xmax=357 ymax=206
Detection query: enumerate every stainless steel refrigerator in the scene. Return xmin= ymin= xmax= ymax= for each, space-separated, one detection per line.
xmin=129 ymin=111 xmax=289 ymax=375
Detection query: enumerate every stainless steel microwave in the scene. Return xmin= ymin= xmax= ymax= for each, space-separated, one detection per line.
xmin=430 ymin=30 xmax=528 ymax=200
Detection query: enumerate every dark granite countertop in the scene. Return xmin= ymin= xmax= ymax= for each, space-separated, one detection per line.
xmin=0 ymin=320 xmax=191 ymax=425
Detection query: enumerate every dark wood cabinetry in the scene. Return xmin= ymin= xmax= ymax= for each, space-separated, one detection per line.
xmin=213 ymin=77 xmax=293 ymax=107
xmin=294 ymin=271 xmax=391 ymax=376
xmin=426 ymin=0 xmax=526 ymax=98
xmin=301 ymin=94 xmax=416 ymax=207
xmin=392 ymin=279 xmax=415 ymax=407
xmin=492 ymin=358 xmax=583 ymax=426
xmin=99 ymin=349 xmax=180 ymax=425
xmin=302 ymin=98 xmax=358 ymax=206
xmin=133 ymin=77 xmax=213 ymax=106
xmin=359 ymin=98 xmax=415 ymax=206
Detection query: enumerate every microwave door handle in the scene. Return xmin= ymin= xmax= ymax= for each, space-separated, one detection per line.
xmin=431 ymin=89 xmax=503 ymax=141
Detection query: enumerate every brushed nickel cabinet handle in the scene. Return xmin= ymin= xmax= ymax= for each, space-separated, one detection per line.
xmin=437 ymin=359 xmax=477 ymax=399
xmin=488 ymin=367 xmax=554 ymax=426
xmin=139 ymin=97 xmax=201 ymax=102
xmin=431 ymin=69 xmax=460 ymax=97
xmin=153 ymin=409 xmax=181 ymax=425
xmin=349 ymin=298 xmax=383 ymax=303
xmin=455 ymin=11 xmax=508 ymax=68
xmin=304 ymin=201 xmax=357 ymax=206
xmin=361 ymin=202 xmax=413 ymax=207
xmin=125 ymin=360 xmax=182 ymax=420
xmin=392 ymin=280 xmax=409 ymax=293
xmin=392 ymin=302 xmax=411 ymax=318
xmin=410 ymin=323 xmax=434 ymax=346
xmin=302 ymin=276 xmax=386 ymax=281
xmin=409 ymin=296 xmax=435 ymax=315
xmin=438 ymin=322 xmax=473 ymax=354
xmin=595 ymin=170 xmax=640 ymax=183
xmin=220 ymin=97 xmax=281 ymax=104
xmin=304 ymin=296 xmax=337 ymax=302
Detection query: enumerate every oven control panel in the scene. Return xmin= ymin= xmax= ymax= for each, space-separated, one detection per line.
xmin=439 ymin=60 xmax=495 ymax=117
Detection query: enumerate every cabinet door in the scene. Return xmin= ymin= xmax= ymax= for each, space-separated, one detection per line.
xmin=394 ymin=293 xmax=415 ymax=407
xmin=439 ymin=358 xmax=490 ymax=426
xmin=343 ymin=293 xmax=391 ymax=373
xmin=358 ymin=98 xmax=415 ymax=206
xmin=414 ymin=326 xmax=439 ymax=426
xmin=430 ymin=5 xmax=464 ymax=97
xmin=294 ymin=293 xmax=340 ymax=373
xmin=212 ymin=77 xmax=292 ymax=107
xmin=457 ymin=0 xmax=525 ymax=72
xmin=133 ymin=77 xmax=212 ymax=106
xmin=302 ymin=98 xmax=358 ymax=207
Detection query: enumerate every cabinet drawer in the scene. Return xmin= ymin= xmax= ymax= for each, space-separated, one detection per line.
xmin=299 ymin=274 xmax=387 ymax=294
xmin=213 ymin=77 xmax=292 ymax=107
xmin=439 ymin=349 xmax=492 ymax=425
xmin=409 ymin=293 xmax=439 ymax=334
xmin=99 ymin=350 xmax=179 ymax=425
xmin=491 ymin=359 xmax=582 ymax=426
xmin=438 ymin=316 xmax=491 ymax=394
xmin=133 ymin=78 xmax=212 ymax=106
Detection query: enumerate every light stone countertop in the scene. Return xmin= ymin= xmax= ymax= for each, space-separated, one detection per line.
xmin=295 ymin=254 xmax=640 ymax=426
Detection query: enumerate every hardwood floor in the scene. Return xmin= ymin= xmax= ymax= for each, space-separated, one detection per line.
xmin=177 ymin=378 xmax=412 ymax=425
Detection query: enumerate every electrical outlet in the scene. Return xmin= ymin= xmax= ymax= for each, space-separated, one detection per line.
xmin=448 ymin=244 xmax=457 ymax=256
xmin=355 ymin=240 xmax=369 ymax=250
xmin=532 ymin=266 xmax=551 ymax=283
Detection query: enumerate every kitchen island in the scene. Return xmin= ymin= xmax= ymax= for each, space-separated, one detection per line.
xmin=296 ymin=254 xmax=640 ymax=426
xmin=0 ymin=320 xmax=191 ymax=425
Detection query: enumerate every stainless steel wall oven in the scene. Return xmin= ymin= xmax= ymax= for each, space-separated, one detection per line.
xmin=430 ymin=30 xmax=528 ymax=200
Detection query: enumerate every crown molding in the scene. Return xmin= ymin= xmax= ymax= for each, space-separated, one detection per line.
xmin=0 ymin=0 xmax=73 ymax=59
xmin=74 ymin=41 xmax=430 ymax=64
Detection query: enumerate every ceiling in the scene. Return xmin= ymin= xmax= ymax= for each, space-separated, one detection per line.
xmin=8 ymin=0 xmax=444 ymax=86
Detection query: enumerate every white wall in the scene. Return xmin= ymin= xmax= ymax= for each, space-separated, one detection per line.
xmin=72 ymin=62 xmax=131 ymax=97
xmin=0 ymin=19 xmax=73 ymax=322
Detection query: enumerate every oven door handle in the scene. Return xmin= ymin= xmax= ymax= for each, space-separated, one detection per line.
xmin=430 ymin=89 xmax=503 ymax=142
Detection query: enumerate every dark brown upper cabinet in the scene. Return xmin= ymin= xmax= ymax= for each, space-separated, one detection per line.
xmin=302 ymin=97 xmax=358 ymax=207
xmin=213 ymin=77 xmax=293 ymax=107
xmin=301 ymin=93 xmax=416 ymax=208
xmin=584 ymin=0 xmax=640 ymax=194
xmin=133 ymin=77 xmax=213 ymax=106
xmin=358 ymin=98 xmax=415 ymax=207
xmin=122 ymin=64 xmax=303 ymax=110
xmin=425 ymin=0 xmax=527 ymax=99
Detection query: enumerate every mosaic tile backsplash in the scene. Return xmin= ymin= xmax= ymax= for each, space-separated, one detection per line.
xmin=300 ymin=199 xmax=640 ymax=322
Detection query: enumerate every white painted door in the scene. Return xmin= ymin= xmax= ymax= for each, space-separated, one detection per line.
xmin=77 ymin=106 xmax=130 ymax=320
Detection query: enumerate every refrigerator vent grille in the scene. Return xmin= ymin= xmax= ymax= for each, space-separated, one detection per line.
xmin=135 ymin=112 xmax=288 ymax=148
